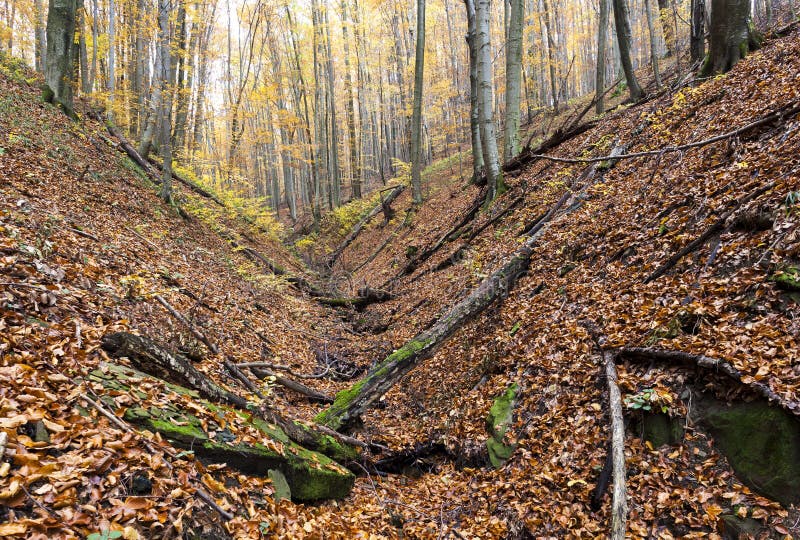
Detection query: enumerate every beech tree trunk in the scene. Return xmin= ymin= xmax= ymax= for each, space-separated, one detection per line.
xmin=657 ymin=0 xmax=675 ymax=56
xmin=410 ymin=0 xmax=426 ymax=204
xmin=503 ymin=0 xmax=523 ymax=162
xmin=595 ymin=0 xmax=609 ymax=114
xmin=474 ymin=0 xmax=506 ymax=203
xmin=702 ymin=0 xmax=759 ymax=75
xmin=157 ymin=0 xmax=172 ymax=203
xmin=690 ymin=0 xmax=706 ymax=63
xmin=465 ymin=0 xmax=484 ymax=183
xmin=611 ymin=0 xmax=643 ymax=101
xmin=44 ymin=0 xmax=78 ymax=117
xmin=644 ymin=0 xmax=662 ymax=88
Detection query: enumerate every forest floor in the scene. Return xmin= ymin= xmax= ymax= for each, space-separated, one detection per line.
xmin=2 ymin=21 xmax=800 ymax=540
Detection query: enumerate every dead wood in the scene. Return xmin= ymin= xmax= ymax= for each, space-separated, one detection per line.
xmin=400 ymin=191 xmax=484 ymax=277
xmin=616 ymin=347 xmax=798 ymax=415
xmin=242 ymin=364 xmax=334 ymax=403
xmin=328 ymin=184 xmax=406 ymax=267
xmin=503 ymin=120 xmax=598 ymax=173
xmin=644 ymin=181 xmax=776 ymax=283
xmin=101 ymin=332 xmax=361 ymax=460
xmin=154 ymin=295 xmax=220 ymax=355
xmin=146 ymin=156 xmax=225 ymax=206
xmin=234 ymin=242 xmax=326 ymax=297
xmin=316 ymin=189 xmax=574 ymax=431
xmin=316 ymin=287 xmax=395 ymax=310
xmin=605 ymin=349 xmax=628 ymax=540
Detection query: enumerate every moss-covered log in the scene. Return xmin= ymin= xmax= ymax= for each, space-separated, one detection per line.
xmin=101 ymin=332 xmax=359 ymax=462
xmin=316 ymin=191 xmax=572 ymax=431
xmin=328 ymin=184 xmax=405 ymax=267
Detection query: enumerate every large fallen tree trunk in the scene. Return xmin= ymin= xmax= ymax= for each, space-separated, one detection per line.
xmin=327 ymin=184 xmax=405 ymax=267
xmin=316 ymin=287 xmax=394 ymax=310
xmin=101 ymin=332 xmax=361 ymax=461
xmin=315 ymin=191 xmax=572 ymax=431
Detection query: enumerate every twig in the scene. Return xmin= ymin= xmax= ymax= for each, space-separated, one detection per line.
xmin=237 ymin=361 xmax=330 ymax=380
xmin=74 ymin=318 xmax=82 ymax=350
xmin=529 ymin=102 xmax=800 ymax=165
xmin=154 ymin=294 xmax=220 ymax=354
xmin=223 ymin=359 xmax=266 ymax=399
xmin=124 ymin=225 xmax=160 ymax=251
xmin=194 ymin=487 xmax=235 ymax=521
xmin=0 ymin=431 xmax=7 ymax=460
xmin=66 ymin=227 xmax=99 ymax=242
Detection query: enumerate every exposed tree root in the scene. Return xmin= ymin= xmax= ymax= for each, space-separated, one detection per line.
xmin=616 ymin=347 xmax=798 ymax=415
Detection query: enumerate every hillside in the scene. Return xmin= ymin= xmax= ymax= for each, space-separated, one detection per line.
xmin=2 ymin=23 xmax=800 ymax=540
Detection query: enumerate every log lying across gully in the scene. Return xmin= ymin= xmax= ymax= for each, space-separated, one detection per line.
xmin=315 ymin=191 xmax=572 ymax=431
xmin=327 ymin=184 xmax=406 ymax=268
xmin=316 ymin=287 xmax=395 ymax=310
xmin=101 ymin=332 xmax=362 ymax=462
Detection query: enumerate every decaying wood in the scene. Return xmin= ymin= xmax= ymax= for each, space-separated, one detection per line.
xmin=101 ymin=332 xmax=244 ymax=408
xmin=154 ymin=294 xmax=220 ymax=354
xmin=328 ymin=184 xmax=406 ymax=267
xmin=80 ymin=391 xmax=234 ymax=521
xmin=316 ymin=287 xmax=394 ymax=310
xmin=503 ymin=120 xmax=598 ymax=173
xmin=236 ymin=242 xmax=326 ymax=297
xmin=243 ymin=364 xmax=334 ymax=403
xmin=146 ymin=156 xmax=225 ymax=206
xmin=644 ymin=181 xmax=776 ymax=283
xmin=222 ymin=359 xmax=266 ymax=399
xmin=101 ymin=332 xmax=361 ymax=460
xmin=604 ymin=349 xmax=628 ymax=540
xmin=0 ymin=431 xmax=7 ymax=461
xmin=616 ymin=347 xmax=798 ymax=415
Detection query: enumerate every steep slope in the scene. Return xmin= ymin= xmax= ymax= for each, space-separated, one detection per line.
xmin=319 ymin=26 xmax=800 ymax=538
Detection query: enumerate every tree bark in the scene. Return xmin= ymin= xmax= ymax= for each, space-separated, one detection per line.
xmin=644 ymin=0 xmax=662 ymax=88
xmin=690 ymin=0 xmax=706 ymax=63
xmin=595 ymin=0 xmax=610 ymax=114
xmin=410 ymin=0 xmax=426 ymax=204
xmin=657 ymin=0 xmax=675 ymax=56
xmin=503 ymin=0 xmax=523 ymax=162
xmin=702 ymin=0 xmax=760 ymax=75
xmin=474 ymin=0 xmax=506 ymax=204
xmin=157 ymin=0 xmax=173 ymax=203
xmin=611 ymin=0 xmax=643 ymax=101
xmin=44 ymin=0 xmax=78 ymax=117
xmin=464 ymin=0 xmax=484 ymax=183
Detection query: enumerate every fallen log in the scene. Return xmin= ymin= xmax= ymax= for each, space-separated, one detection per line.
xmin=328 ymin=184 xmax=406 ymax=267
xmin=101 ymin=332 xmax=360 ymax=461
xmin=616 ymin=347 xmax=798 ymax=415
xmin=503 ymin=120 xmax=598 ymax=173
xmin=316 ymin=287 xmax=395 ymax=310
xmin=315 ymin=191 xmax=572 ymax=431
xmin=154 ymin=294 xmax=220 ymax=355
xmin=604 ymin=349 xmax=628 ymax=540
xmin=147 ymin=157 xmax=225 ymax=206
xmin=243 ymin=364 xmax=334 ymax=403
xmin=235 ymin=241 xmax=326 ymax=297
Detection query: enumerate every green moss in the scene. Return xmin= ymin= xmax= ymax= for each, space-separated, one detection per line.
xmin=695 ymin=398 xmax=800 ymax=505
xmin=771 ymin=266 xmax=800 ymax=292
xmin=316 ymin=338 xmax=433 ymax=429
xmin=486 ymin=383 xmax=519 ymax=468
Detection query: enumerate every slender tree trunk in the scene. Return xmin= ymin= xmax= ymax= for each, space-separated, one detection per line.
xmin=89 ymin=0 xmax=97 ymax=92
xmin=611 ymin=0 xmax=643 ymax=101
xmin=158 ymin=0 xmax=172 ymax=203
xmin=475 ymin=0 xmax=506 ymax=204
xmin=465 ymin=0 xmax=484 ymax=182
xmin=107 ymin=0 xmax=115 ymax=120
xmin=410 ymin=0 xmax=426 ymax=204
xmin=690 ymin=0 xmax=706 ymax=63
xmin=644 ymin=0 xmax=662 ymax=88
xmin=77 ymin=0 xmax=89 ymax=93
xmin=340 ymin=0 xmax=361 ymax=199
xmin=44 ymin=0 xmax=78 ymax=117
xmin=34 ymin=0 xmax=45 ymax=71
xmin=541 ymin=0 xmax=559 ymax=113
xmin=503 ymin=0 xmax=523 ymax=162
xmin=596 ymin=0 xmax=609 ymax=114
xmin=323 ymin=0 xmax=340 ymax=207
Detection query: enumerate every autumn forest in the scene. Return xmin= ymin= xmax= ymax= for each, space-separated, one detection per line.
xmin=1 ymin=0 xmax=800 ymax=537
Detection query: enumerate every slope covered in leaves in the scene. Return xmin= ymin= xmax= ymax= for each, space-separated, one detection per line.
xmin=322 ymin=26 xmax=800 ymax=538
xmin=1 ymin=25 xmax=800 ymax=540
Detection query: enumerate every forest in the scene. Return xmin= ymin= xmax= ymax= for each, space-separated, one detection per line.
xmin=1 ymin=0 xmax=800 ymax=537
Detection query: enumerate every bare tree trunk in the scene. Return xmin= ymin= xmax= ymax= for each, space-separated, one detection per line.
xmin=77 ymin=0 xmax=89 ymax=93
xmin=541 ymin=0 xmax=560 ymax=113
xmin=475 ymin=0 xmax=506 ymax=204
xmin=340 ymin=0 xmax=361 ymax=199
xmin=157 ymin=0 xmax=172 ymax=203
xmin=503 ymin=0 xmax=523 ymax=162
xmin=323 ymin=0 xmax=341 ymax=207
xmin=657 ymin=0 xmax=674 ymax=56
xmin=702 ymin=0 xmax=760 ymax=75
xmin=465 ymin=0 xmax=484 ymax=183
xmin=644 ymin=0 xmax=662 ymax=88
xmin=107 ymin=0 xmax=115 ymax=120
xmin=611 ymin=0 xmax=643 ymax=101
xmin=34 ymin=0 xmax=45 ymax=71
xmin=410 ymin=0 xmax=426 ymax=204
xmin=44 ymin=0 xmax=77 ymax=118
xmin=596 ymin=0 xmax=609 ymax=114
xmin=690 ymin=0 xmax=706 ymax=63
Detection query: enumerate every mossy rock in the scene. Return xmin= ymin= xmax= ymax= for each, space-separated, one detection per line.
xmin=693 ymin=396 xmax=800 ymax=506
xmin=485 ymin=383 xmax=519 ymax=468
xmin=86 ymin=363 xmax=354 ymax=501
